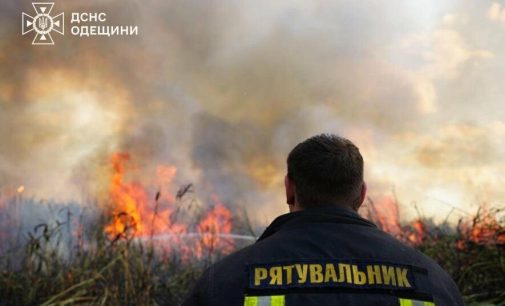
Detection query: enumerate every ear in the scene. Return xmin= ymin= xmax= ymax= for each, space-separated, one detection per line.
xmin=285 ymin=175 xmax=295 ymax=206
xmin=354 ymin=181 xmax=367 ymax=211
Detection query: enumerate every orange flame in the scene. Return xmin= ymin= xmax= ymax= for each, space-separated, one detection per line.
xmin=407 ymin=219 xmax=427 ymax=245
xmin=104 ymin=153 xmax=148 ymax=239
xmin=361 ymin=196 xmax=426 ymax=245
xmin=361 ymin=196 xmax=402 ymax=236
xmin=362 ymin=195 xmax=504 ymax=248
xmin=457 ymin=209 xmax=505 ymax=249
xmin=103 ymin=152 xmax=235 ymax=258
xmin=195 ymin=195 xmax=234 ymax=257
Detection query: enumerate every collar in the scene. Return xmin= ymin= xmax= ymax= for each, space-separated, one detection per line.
xmin=257 ymin=206 xmax=376 ymax=242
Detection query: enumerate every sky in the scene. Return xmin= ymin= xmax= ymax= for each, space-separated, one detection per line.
xmin=0 ymin=0 xmax=504 ymax=225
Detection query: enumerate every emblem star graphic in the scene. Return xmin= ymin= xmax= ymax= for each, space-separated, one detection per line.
xmin=22 ymin=2 xmax=64 ymax=45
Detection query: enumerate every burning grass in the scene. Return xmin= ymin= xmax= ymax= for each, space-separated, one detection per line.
xmin=419 ymin=208 xmax=505 ymax=305
xmin=0 ymin=152 xmax=251 ymax=305
xmin=0 ymin=153 xmax=504 ymax=305
xmin=0 ymin=195 xmax=246 ymax=305
xmin=363 ymin=198 xmax=505 ymax=305
xmin=1 ymin=197 xmax=503 ymax=305
xmin=1 ymin=219 xmax=206 ymax=305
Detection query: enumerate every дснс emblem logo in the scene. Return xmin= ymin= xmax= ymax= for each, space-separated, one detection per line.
xmin=22 ymin=2 xmax=64 ymax=45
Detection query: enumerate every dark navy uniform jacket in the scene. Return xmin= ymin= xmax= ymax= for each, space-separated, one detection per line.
xmin=182 ymin=207 xmax=464 ymax=306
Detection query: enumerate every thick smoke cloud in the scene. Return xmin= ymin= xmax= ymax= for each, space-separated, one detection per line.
xmin=0 ymin=0 xmax=504 ymax=224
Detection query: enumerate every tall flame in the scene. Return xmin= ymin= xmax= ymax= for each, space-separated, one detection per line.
xmin=196 ymin=195 xmax=234 ymax=257
xmin=104 ymin=153 xmax=148 ymax=239
xmin=103 ymin=152 xmax=235 ymax=258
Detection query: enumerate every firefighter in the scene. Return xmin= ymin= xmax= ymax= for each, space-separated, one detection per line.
xmin=182 ymin=134 xmax=464 ymax=306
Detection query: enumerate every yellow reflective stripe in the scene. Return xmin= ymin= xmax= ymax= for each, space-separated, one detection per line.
xmin=244 ymin=295 xmax=285 ymax=306
xmin=244 ymin=296 xmax=258 ymax=306
xmin=399 ymin=298 xmax=435 ymax=306
xmin=399 ymin=298 xmax=413 ymax=306
xmin=271 ymin=295 xmax=285 ymax=306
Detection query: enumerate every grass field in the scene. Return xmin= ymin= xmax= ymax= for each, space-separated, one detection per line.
xmin=0 ymin=196 xmax=504 ymax=306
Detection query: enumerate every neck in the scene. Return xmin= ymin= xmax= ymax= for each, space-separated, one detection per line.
xmin=290 ymin=202 xmax=356 ymax=213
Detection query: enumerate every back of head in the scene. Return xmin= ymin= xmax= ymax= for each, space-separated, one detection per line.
xmin=287 ymin=134 xmax=364 ymax=209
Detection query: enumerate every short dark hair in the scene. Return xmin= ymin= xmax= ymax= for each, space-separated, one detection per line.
xmin=287 ymin=134 xmax=364 ymax=207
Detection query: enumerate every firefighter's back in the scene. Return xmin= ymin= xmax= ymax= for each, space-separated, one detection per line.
xmin=182 ymin=134 xmax=464 ymax=306
xmin=184 ymin=208 xmax=463 ymax=306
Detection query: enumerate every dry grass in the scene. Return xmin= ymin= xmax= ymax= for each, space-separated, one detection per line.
xmin=416 ymin=209 xmax=505 ymax=305
xmin=0 ymin=217 xmax=210 ymax=305
xmin=0 ymin=200 xmax=504 ymax=305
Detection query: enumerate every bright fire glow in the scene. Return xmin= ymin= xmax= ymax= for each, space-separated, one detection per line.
xmin=457 ymin=209 xmax=505 ymax=248
xmin=361 ymin=196 xmax=427 ymax=246
xmin=103 ymin=152 xmax=235 ymax=258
